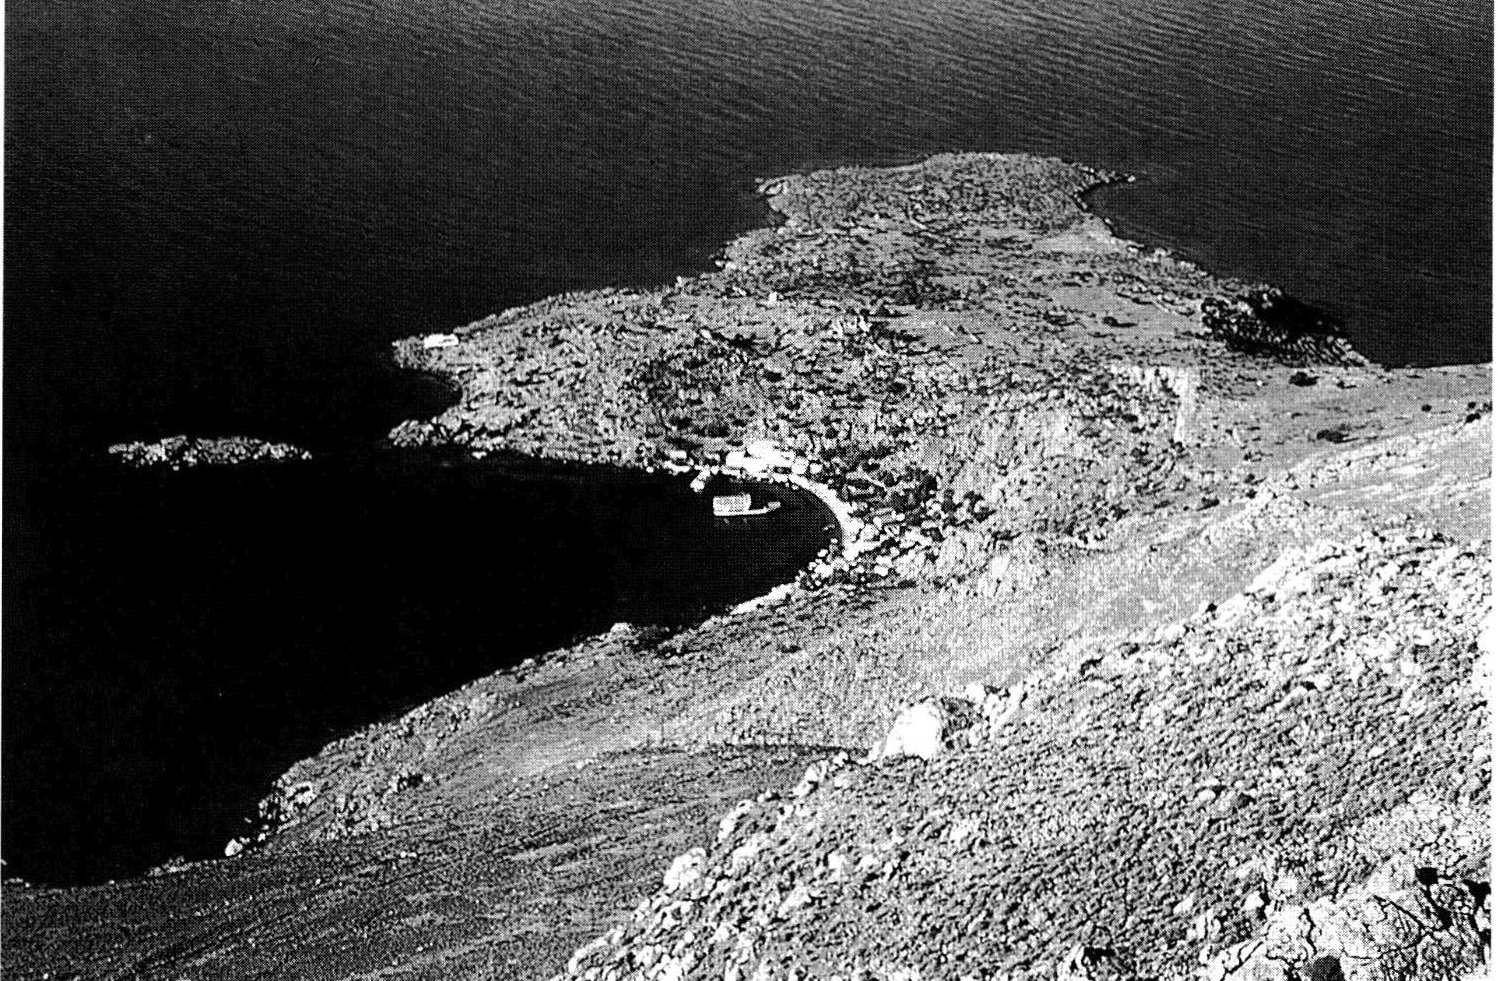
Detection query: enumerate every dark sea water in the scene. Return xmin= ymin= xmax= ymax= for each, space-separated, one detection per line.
xmin=3 ymin=0 xmax=1490 ymax=885
xmin=7 ymin=0 xmax=1491 ymax=460
xmin=6 ymin=454 xmax=833 ymax=885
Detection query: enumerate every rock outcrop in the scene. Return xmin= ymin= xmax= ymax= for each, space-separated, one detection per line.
xmin=107 ymin=434 xmax=312 ymax=468
xmin=1201 ymin=289 xmax=1367 ymax=367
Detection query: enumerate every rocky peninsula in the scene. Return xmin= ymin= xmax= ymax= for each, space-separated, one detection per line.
xmin=4 ymin=154 xmax=1489 ymax=981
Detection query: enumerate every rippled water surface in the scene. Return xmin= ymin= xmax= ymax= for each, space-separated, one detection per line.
xmin=8 ymin=0 xmax=1491 ymax=457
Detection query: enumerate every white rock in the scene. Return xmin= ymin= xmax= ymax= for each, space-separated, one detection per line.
xmin=1156 ymin=622 xmax=1187 ymax=644
xmin=948 ymin=815 xmax=982 ymax=846
xmin=1186 ymin=910 xmax=1216 ymax=942
xmin=1472 ymin=641 xmax=1494 ymax=699
xmin=982 ymin=687 xmax=1025 ymax=728
xmin=663 ymin=847 xmax=706 ymax=893
xmin=1215 ymin=593 xmax=1253 ymax=623
xmin=776 ymin=884 xmax=813 ymax=917
xmin=1303 ymin=672 xmax=1333 ymax=692
xmin=421 ymin=332 xmax=459 ymax=349
xmin=1478 ymin=615 xmax=1497 ymax=656
xmin=717 ymin=800 xmax=755 ymax=842
xmin=987 ymin=551 xmax=1013 ymax=583
xmin=873 ymin=701 xmax=948 ymax=761
xmin=1248 ymin=553 xmax=1296 ymax=595
xmin=793 ymin=760 xmax=830 ymax=798
xmin=651 ymin=957 xmax=686 ymax=981
xmin=224 ymin=838 xmax=246 ymax=858
xmin=1364 ymin=865 xmax=1404 ymax=900
xmin=962 ymin=682 xmax=993 ymax=704
xmin=728 ymin=837 xmax=764 ymax=874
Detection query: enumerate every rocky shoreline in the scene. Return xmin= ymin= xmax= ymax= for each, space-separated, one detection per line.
xmin=4 ymin=153 xmax=1488 ymax=981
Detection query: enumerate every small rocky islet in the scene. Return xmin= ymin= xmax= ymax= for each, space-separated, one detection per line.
xmin=4 ymin=153 xmax=1488 ymax=981
xmin=107 ymin=434 xmax=313 ymax=469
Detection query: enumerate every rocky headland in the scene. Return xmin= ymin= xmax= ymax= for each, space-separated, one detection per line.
xmin=4 ymin=154 xmax=1489 ymax=981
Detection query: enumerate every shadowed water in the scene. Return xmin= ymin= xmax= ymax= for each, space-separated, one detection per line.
xmin=5 ymin=452 xmax=834 ymax=885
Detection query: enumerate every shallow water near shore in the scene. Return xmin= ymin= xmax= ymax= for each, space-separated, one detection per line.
xmin=4 ymin=452 xmax=834 ymax=886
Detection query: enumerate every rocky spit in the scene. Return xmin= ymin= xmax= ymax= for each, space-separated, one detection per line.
xmin=4 ymin=154 xmax=1488 ymax=981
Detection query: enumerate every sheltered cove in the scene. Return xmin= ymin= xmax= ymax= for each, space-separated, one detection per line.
xmin=4 ymin=154 xmax=1489 ymax=980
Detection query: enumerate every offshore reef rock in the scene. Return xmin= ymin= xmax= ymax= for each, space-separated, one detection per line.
xmin=107 ymin=435 xmax=313 ymax=469
xmin=1201 ymin=288 xmax=1367 ymax=366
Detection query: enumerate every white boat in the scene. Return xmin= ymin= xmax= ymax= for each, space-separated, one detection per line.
xmin=712 ymin=493 xmax=782 ymax=518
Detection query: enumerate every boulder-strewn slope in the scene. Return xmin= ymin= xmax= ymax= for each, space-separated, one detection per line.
xmin=3 ymin=154 xmax=1487 ymax=981
xmin=561 ymin=521 xmax=1488 ymax=981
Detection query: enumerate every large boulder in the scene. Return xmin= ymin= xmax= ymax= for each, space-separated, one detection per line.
xmin=869 ymin=701 xmax=949 ymax=761
xmin=662 ymin=847 xmax=707 ymax=893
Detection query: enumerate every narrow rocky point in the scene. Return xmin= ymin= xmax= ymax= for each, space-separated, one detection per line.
xmin=5 ymin=153 xmax=1487 ymax=981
